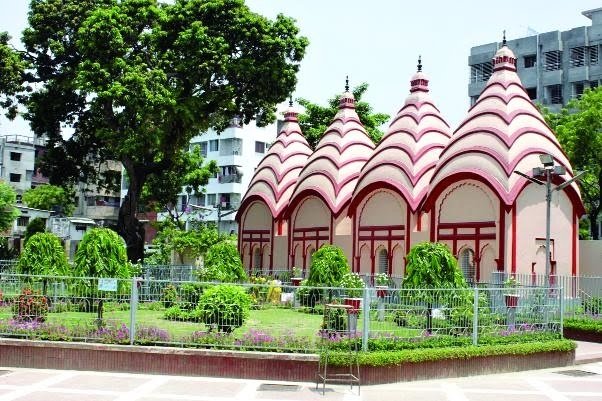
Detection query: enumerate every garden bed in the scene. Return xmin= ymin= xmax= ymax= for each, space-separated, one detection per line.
xmin=563 ymin=318 xmax=602 ymax=342
xmin=0 ymin=338 xmax=575 ymax=384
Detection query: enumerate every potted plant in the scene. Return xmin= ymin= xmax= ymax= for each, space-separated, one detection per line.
xmin=504 ymin=277 xmax=520 ymax=308
xmin=291 ymin=266 xmax=303 ymax=286
xmin=340 ymin=272 xmax=365 ymax=313
xmin=375 ymin=272 xmax=389 ymax=298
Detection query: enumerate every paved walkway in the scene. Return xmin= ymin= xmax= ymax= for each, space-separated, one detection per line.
xmin=0 ymin=341 xmax=600 ymax=401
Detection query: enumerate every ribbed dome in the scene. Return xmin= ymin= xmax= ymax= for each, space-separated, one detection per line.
xmin=428 ymin=45 xmax=582 ymax=210
xmin=289 ymin=88 xmax=375 ymax=215
xmin=352 ymin=61 xmax=452 ymax=212
xmin=239 ymin=104 xmax=312 ymax=218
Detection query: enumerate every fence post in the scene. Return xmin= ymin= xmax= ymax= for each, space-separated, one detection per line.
xmin=129 ymin=277 xmax=139 ymax=345
xmin=362 ymin=287 xmax=370 ymax=352
xmin=559 ymin=286 xmax=564 ymax=337
xmin=472 ymin=286 xmax=479 ymax=346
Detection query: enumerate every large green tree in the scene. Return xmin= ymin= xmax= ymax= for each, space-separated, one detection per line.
xmin=297 ymin=82 xmax=389 ymax=149
xmin=542 ymin=87 xmax=602 ymax=239
xmin=1 ymin=0 xmax=308 ymax=262
xmin=22 ymin=184 xmax=75 ymax=215
xmin=0 ymin=181 xmax=19 ymax=232
xmin=142 ymin=145 xmax=218 ymax=227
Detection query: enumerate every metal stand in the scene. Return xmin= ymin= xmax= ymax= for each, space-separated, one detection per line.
xmin=316 ymin=304 xmax=360 ymax=395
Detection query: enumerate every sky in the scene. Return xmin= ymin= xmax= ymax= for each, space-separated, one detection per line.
xmin=0 ymin=0 xmax=601 ymax=136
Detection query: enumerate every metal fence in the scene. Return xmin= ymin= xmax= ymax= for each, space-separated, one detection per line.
xmin=0 ymin=273 xmax=562 ymax=352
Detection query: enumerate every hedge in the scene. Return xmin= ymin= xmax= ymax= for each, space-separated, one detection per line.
xmin=323 ymin=339 xmax=575 ymax=366
xmin=564 ymin=318 xmax=602 ymax=334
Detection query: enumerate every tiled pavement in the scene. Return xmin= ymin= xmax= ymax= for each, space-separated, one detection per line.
xmin=0 ymin=341 xmax=601 ymax=401
xmin=1 ymin=363 xmax=602 ymax=401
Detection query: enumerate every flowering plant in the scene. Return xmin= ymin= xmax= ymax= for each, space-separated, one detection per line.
xmin=375 ymin=273 xmax=389 ymax=286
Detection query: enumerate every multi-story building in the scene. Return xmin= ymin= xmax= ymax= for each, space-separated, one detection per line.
xmin=468 ymin=7 xmax=602 ymax=111
xmin=174 ymin=119 xmax=278 ymax=234
xmin=72 ymin=160 xmax=121 ymax=228
xmin=469 ymin=7 xmax=602 ymax=239
xmin=0 ymin=135 xmax=42 ymax=197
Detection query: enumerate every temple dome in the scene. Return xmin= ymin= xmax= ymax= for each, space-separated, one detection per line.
xmin=352 ymin=60 xmax=452 ymax=212
xmin=238 ymin=103 xmax=312 ymax=218
xmin=427 ymin=44 xmax=583 ymax=212
xmin=288 ymin=86 xmax=375 ymax=215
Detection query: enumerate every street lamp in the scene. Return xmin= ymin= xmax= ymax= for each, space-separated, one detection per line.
xmin=514 ymin=154 xmax=585 ymax=282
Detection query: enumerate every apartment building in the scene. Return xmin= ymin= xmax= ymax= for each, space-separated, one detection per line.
xmin=468 ymin=8 xmax=602 ymax=111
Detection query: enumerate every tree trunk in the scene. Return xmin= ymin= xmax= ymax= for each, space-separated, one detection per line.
xmin=117 ymin=163 xmax=147 ymax=263
xmin=589 ymin=211 xmax=599 ymax=240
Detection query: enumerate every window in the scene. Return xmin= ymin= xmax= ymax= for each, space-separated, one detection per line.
xmin=525 ymin=87 xmax=537 ymax=100
xmin=523 ymin=55 xmax=536 ymax=68
xmin=570 ymin=47 xmax=585 ymax=68
xmin=10 ymin=152 xmax=21 ymax=161
xmin=572 ymin=82 xmax=585 ymax=99
xmin=590 ymin=80 xmax=599 ymax=90
xmin=209 ymin=139 xmax=219 ymax=152
xmin=469 ymin=62 xmax=493 ymax=83
xmin=255 ymin=141 xmax=265 ymax=153
xmin=9 ymin=173 xmax=20 ymax=182
xmin=207 ymin=193 xmax=216 ymax=207
xmin=544 ymin=50 xmax=562 ymax=71
xmin=546 ymin=84 xmax=563 ymax=104
xmin=459 ymin=248 xmax=475 ymax=283
xmin=253 ymin=247 xmax=262 ymax=269
xmin=470 ymin=96 xmax=479 ymax=106
xmin=378 ymin=249 xmax=389 ymax=275
xmin=199 ymin=142 xmax=208 ymax=157
xmin=17 ymin=216 xmax=29 ymax=227
xmin=589 ymin=45 xmax=599 ymax=65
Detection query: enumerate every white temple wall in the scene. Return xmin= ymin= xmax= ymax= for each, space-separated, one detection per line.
xmin=355 ymin=189 xmax=407 ymax=275
xmin=515 ymin=183 xmax=575 ymax=276
xmin=290 ymin=196 xmax=331 ymax=273
xmin=272 ymin=236 xmax=288 ymax=270
xmin=240 ymin=201 xmax=273 ymax=272
xmin=435 ymin=180 xmax=499 ymax=282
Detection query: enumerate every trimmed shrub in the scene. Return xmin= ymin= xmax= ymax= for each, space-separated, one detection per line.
xmin=74 ymin=228 xmax=131 ymax=279
xmin=306 ymin=245 xmax=350 ymax=287
xmin=340 ymin=272 xmax=365 ymax=298
xmin=23 ymin=217 xmax=46 ymax=245
xmin=18 ymin=232 xmax=69 ymax=276
xmin=197 ymin=284 xmax=251 ymax=332
xmin=197 ymin=241 xmax=247 ymax=283
xmin=161 ymin=284 xmax=177 ymax=308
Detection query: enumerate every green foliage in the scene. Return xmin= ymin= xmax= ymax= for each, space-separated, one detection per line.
xmin=17 ymin=233 xmax=69 ymax=276
xmin=0 ymin=32 xmax=26 ymax=120
xmin=541 ymin=87 xmax=602 ymax=239
xmin=73 ymin=228 xmax=131 ymax=279
xmin=403 ymin=242 xmax=467 ymax=290
xmin=142 ymin=146 xmax=219 ymax=226
xmin=22 ymin=185 xmax=75 ymax=216
xmin=339 ymin=272 xmax=365 ymax=298
xmin=583 ymin=296 xmax=602 ymax=315
xmin=197 ymin=241 xmax=247 ymax=283
xmin=306 ymin=245 xmax=350 ymax=287
xmin=13 ymin=287 xmax=49 ymax=322
xmin=14 ymin=0 xmax=308 ymax=262
xmin=565 ymin=318 xmax=602 ymax=334
xmin=149 ymin=222 xmax=229 ymax=265
xmin=179 ymin=282 xmax=203 ymax=310
xmin=0 ymin=181 xmax=19 ymax=232
xmin=0 ymin=237 xmax=18 ymax=260
xmin=324 ymin=340 xmax=576 ymax=367
xmin=161 ymin=284 xmax=178 ymax=308
xmin=24 ymin=217 xmax=47 ymax=245
xmin=297 ymin=82 xmax=390 ymax=149
xmin=197 ymin=284 xmax=251 ymax=332
xmin=321 ymin=306 xmax=347 ymax=332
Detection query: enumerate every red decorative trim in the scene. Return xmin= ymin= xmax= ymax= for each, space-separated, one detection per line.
xmin=352 ymin=213 xmax=357 ymax=272
xmin=358 ymin=224 xmax=405 ymax=231
xmin=417 ymin=211 xmax=422 ymax=231
xmin=364 ymin=142 xmax=447 ymax=167
xmin=405 ymin=208 xmax=411 ymax=255
xmin=497 ymin=206 xmax=505 ymax=271
xmin=388 ymin=111 xmax=450 ymax=129
xmin=438 ymin=221 xmax=496 ymax=229
xmin=348 ymin=181 xmax=415 ymax=215
xmin=358 ymin=235 xmax=404 ymax=241
xmin=572 ymin=211 xmax=577 ymax=276
xmin=269 ymin=223 xmax=274 ymax=274
xmin=424 ymin=172 xmax=504 ymax=212
xmin=430 ymin=209 xmax=435 ymax=241
xmin=511 ymin=205 xmax=517 ymax=274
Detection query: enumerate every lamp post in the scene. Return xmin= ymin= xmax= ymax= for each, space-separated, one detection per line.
xmin=514 ymin=154 xmax=584 ymax=282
